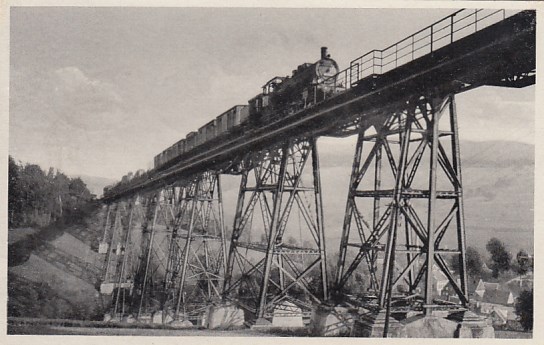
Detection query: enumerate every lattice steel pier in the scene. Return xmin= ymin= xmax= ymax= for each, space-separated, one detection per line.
xmin=222 ymin=138 xmax=328 ymax=323
xmin=333 ymin=93 xmax=469 ymax=333
xmin=99 ymin=171 xmax=227 ymax=323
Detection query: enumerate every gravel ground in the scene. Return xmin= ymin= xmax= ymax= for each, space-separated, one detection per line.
xmin=495 ymin=330 xmax=532 ymax=339
xmin=11 ymin=323 xmax=532 ymax=338
xmin=8 ymin=324 xmax=269 ymax=336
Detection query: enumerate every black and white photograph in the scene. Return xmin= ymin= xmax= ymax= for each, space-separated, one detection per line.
xmin=3 ymin=0 xmax=540 ymax=341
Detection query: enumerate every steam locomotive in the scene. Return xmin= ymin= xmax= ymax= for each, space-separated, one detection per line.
xmin=104 ymin=48 xmax=340 ymax=197
xmin=249 ymin=47 xmax=339 ymax=123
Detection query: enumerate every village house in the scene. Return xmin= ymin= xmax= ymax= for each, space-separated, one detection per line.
xmin=471 ymin=279 xmax=518 ymax=326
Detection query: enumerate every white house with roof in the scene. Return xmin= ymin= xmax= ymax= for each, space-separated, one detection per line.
xmin=472 ymin=279 xmax=516 ymax=326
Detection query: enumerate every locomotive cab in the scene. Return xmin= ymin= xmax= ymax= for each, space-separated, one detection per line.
xmin=263 ymin=76 xmax=285 ymax=95
xmin=249 ymin=76 xmax=285 ymax=124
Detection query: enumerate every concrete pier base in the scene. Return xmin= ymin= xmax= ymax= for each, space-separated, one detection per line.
xmin=310 ymin=304 xmax=356 ymax=336
xmin=169 ymin=319 xmax=194 ymax=328
xmin=150 ymin=310 xmax=174 ymax=324
xmin=396 ymin=315 xmax=459 ymax=338
xmin=352 ymin=310 xmax=403 ymax=337
xmin=137 ymin=313 xmax=152 ymax=324
xmin=271 ymin=301 xmax=304 ymax=328
xmin=448 ymin=310 xmax=495 ymax=338
xmin=204 ymin=303 xmax=245 ymax=329
xmin=98 ymin=242 xmax=109 ymax=254
xmin=99 ymin=283 xmax=115 ymax=295
xmin=121 ymin=314 xmax=137 ymax=324
xmin=152 ymin=310 xmax=164 ymax=324
xmin=251 ymin=318 xmax=272 ymax=329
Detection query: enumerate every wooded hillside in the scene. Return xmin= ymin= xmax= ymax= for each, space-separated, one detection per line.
xmin=8 ymin=155 xmax=94 ymax=227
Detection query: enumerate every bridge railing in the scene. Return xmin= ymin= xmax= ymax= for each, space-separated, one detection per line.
xmin=324 ymin=8 xmax=521 ymax=96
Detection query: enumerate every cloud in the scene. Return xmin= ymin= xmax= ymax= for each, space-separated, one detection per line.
xmin=455 ymin=86 xmax=535 ymax=144
xmin=10 ymin=66 xmax=136 ymax=177
xmin=50 ymin=67 xmax=128 ymax=131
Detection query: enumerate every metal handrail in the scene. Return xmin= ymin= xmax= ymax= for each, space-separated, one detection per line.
xmin=323 ymin=8 xmax=518 ymax=94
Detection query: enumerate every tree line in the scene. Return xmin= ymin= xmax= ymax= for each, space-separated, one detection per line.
xmin=8 ymin=155 xmax=94 ymax=228
xmin=450 ymin=238 xmax=533 ymax=281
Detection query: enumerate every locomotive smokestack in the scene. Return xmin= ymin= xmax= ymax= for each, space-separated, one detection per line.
xmin=321 ymin=47 xmax=328 ymax=59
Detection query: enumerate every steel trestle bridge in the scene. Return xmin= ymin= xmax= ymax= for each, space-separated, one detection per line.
xmin=98 ymin=9 xmax=535 ymax=335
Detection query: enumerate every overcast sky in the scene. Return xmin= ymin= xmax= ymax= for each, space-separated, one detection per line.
xmin=9 ymin=7 xmax=535 ymax=179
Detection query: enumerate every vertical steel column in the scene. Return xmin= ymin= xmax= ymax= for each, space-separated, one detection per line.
xmin=334 ymin=132 xmax=365 ymax=292
xmin=103 ymin=204 xmax=122 ymax=283
xmin=371 ymin=138 xmax=382 ymax=291
xmin=137 ymin=197 xmax=160 ymax=319
xmin=424 ymin=98 xmax=440 ymax=315
xmin=204 ymin=241 xmax=212 ymax=298
xmin=216 ymin=173 xmax=228 ymax=273
xmin=277 ymin=255 xmax=286 ymax=291
xmin=449 ymin=95 xmax=468 ymax=303
xmin=257 ymin=142 xmax=289 ymax=319
xmin=162 ymin=186 xmax=181 ymax=309
xmin=223 ymin=170 xmax=249 ymax=297
xmin=175 ymin=179 xmax=200 ymax=318
xmin=311 ymin=137 xmax=329 ymax=299
xmin=161 ymin=184 xmax=196 ymax=315
xmin=101 ymin=204 xmax=112 ymax=245
xmin=113 ymin=199 xmax=135 ymax=318
xmin=379 ymin=111 xmax=412 ymax=308
xmin=404 ymin=212 xmax=416 ymax=290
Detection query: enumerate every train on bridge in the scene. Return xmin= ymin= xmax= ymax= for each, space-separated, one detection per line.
xmin=95 ymin=9 xmax=535 ymax=335
xmin=103 ymin=47 xmax=340 ymax=198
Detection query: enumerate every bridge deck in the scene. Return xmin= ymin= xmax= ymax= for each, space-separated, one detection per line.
xmin=104 ymin=10 xmax=535 ymax=202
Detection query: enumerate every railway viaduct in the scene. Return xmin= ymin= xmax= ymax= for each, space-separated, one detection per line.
xmin=97 ymin=9 xmax=535 ymax=337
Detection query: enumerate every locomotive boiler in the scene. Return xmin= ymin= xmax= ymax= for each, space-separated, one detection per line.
xmin=249 ymin=47 xmax=339 ymax=122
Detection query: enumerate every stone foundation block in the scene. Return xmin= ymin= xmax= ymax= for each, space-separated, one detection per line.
xmin=271 ymin=301 xmax=304 ymax=328
xmin=396 ymin=315 xmax=458 ymax=338
xmin=169 ymin=319 xmax=194 ymax=328
xmin=204 ymin=303 xmax=245 ymax=329
xmin=353 ymin=309 xmax=403 ymax=337
xmin=448 ymin=310 xmax=495 ymax=338
xmin=122 ymin=314 xmax=137 ymax=324
xmin=310 ymin=304 xmax=355 ymax=336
